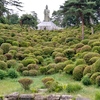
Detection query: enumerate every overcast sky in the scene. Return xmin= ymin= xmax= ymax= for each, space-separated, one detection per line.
xmin=15 ymin=0 xmax=66 ymax=21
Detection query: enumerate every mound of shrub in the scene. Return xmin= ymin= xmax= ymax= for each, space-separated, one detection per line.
xmin=96 ymin=76 xmax=100 ymax=86
xmin=27 ymin=64 xmax=39 ymax=70
xmin=0 ymin=61 xmax=7 ymax=70
xmin=75 ymin=59 xmax=86 ymax=66
xmin=66 ymin=83 xmax=82 ymax=93
xmin=80 ymin=45 xmax=91 ymax=52
xmin=64 ymin=64 xmax=75 ymax=74
xmin=73 ymin=65 xmax=86 ymax=81
xmin=0 ymin=70 xmax=7 ymax=79
xmin=18 ymin=78 xmax=33 ymax=90
xmin=7 ymin=60 xmax=17 ymax=68
xmin=89 ymin=57 xmax=99 ymax=65
xmin=29 ymin=69 xmax=38 ymax=76
xmin=83 ymin=66 xmax=91 ymax=76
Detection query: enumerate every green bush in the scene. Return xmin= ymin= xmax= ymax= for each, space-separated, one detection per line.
xmin=95 ymin=92 xmax=100 ymax=100
xmin=63 ymin=49 xmax=75 ymax=59
xmin=39 ymin=66 xmax=48 ymax=74
xmin=5 ymin=53 xmax=13 ymax=60
xmin=7 ymin=60 xmax=17 ymax=68
xmin=0 ymin=38 xmax=4 ymax=45
xmin=54 ymin=56 xmax=67 ymax=63
xmin=90 ymin=72 xmax=100 ymax=84
xmin=75 ymin=59 xmax=86 ymax=66
xmin=17 ymin=63 xmax=24 ymax=73
xmin=18 ymin=78 xmax=33 ymax=90
xmin=0 ymin=49 xmax=3 ymax=55
xmin=80 ymin=45 xmax=91 ymax=52
xmin=64 ymin=64 xmax=75 ymax=74
xmin=73 ymin=65 xmax=85 ymax=81
xmin=0 ymin=61 xmax=7 ymax=70
xmin=0 ymin=55 xmax=6 ymax=61
xmin=16 ymin=52 xmax=24 ymax=60
xmin=55 ymin=53 xmax=64 ymax=57
xmin=89 ymin=57 xmax=99 ymax=65
xmin=83 ymin=66 xmax=91 ymax=76
xmin=36 ymin=56 xmax=44 ymax=64
xmin=12 ymin=41 xmax=19 ymax=46
xmin=92 ymin=46 xmax=100 ymax=53
xmin=43 ymin=47 xmax=53 ymax=55
xmin=96 ymin=76 xmax=100 ymax=86
xmin=66 ymin=83 xmax=82 ymax=93
xmin=83 ymin=52 xmax=100 ymax=64
xmin=93 ymin=58 xmax=100 ymax=72
xmin=27 ymin=64 xmax=39 ymax=70
xmin=81 ymin=75 xmax=91 ymax=86
xmin=81 ymin=39 xmax=89 ymax=45
xmin=93 ymin=41 xmax=100 ymax=46
xmin=7 ymin=68 xmax=19 ymax=78
xmin=42 ymin=77 xmax=54 ymax=85
xmin=47 ymin=68 xmax=55 ymax=74
xmin=29 ymin=69 xmax=38 ymax=76
xmin=0 ymin=70 xmax=7 ymax=79
xmin=75 ymin=43 xmax=84 ymax=50
xmin=22 ymin=70 xmax=29 ymax=76
xmin=1 ymin=43 xmax=11 ymax=54
xmin=22 ymin=58 xmax=36 ymax=66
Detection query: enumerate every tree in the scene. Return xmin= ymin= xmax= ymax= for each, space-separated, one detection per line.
xmin=20 ymin=13 xmax=38 ymax=28
xmin=61 ymin=0 xmax=96 ymax=40
xmin=0 ymin=0 xmax=22 ymax=17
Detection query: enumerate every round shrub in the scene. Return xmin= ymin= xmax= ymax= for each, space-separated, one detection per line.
xmin=83 ymin=52 xmax=100 ymax=64
xmin=90 ymin=72 xmax=100 ymax=84
xmin=89 ymin=57 xmax=99 ymax=65
xmin=17 ymin=63 xmax=24 ymax=73
xmin=7 ymin=68 xmax=19 ymax=78
xmin=0 ymin=70 xmax=7 ymax=79
xmin=0 ymin=55 xmax=6 ymax=61
xmin=93 ymin=41 xmax=100 ymax=46
xmin=0 ymin=61 xmax=7 ymax=70
xmin=92 ymin=46 xmax=100 ymax=53
xmin=0 ymin=49 xmax=3 ymax=54
xmin=18 ymin=78 xmax=33 ymax=90
xmin=22 ymin=70 xmax=29 ymax=76
xmin=66 ymin=83 xmax=82 ymax=93
xmin=75 ymin=43 xmax=84 ymax=50
xmin=81 ymin=39 xmax=89 ymax=45
xmin=43 ymin=47 xmax=54 ymax=55
xmin=12 ymin=41 xmax=19 ymax=46
xmin=16 ymin=52 xmax=24 ymax=60
xmin=54 ymin=56 xmax=67 ymax=63
xmin=96 ymin=76 xmax=100 ymax=86
xmin=47 ymin=68 xmax=55 ymax=74
xmin=36 ymin=56 xmax=44 ymax=64
xmin=22 ymin=58 xmax=36 ymax=66
xmin=63 ymin=49 xmax=75 ymax=59
xmin=83 ymin=66 xmax=91 ymax=76
xmin=4 ymin=53 xmax=13 ymax=60
xmin=7 ymin=60 xmax=17 ymax=68
xmin=81 ymin=75 xmax=91 ymax=86
xmin=27 ymin=64 xmax=39 ymax=70
xmin=75 ymin=59 xmax=86 ymax=66
xmin=93 ymin=58 xmax=100 ymax=72
xmin=0 ymin=38 xmax=4 ymax=45
xmin=29 ymin=69 xmax=38 ymax=76
xmin=73 ymin=65 xmax=86 ymax=81
xmin=55 ymin=53 xmax=64 ymax=57
xmin=39 ymin=66 xmax=48 ymax=74
xmin=80 ymin=45 xmax=91 ymax=52
xmin=64 ymin=64 xmax=75 ymax=74
xmin=1 ymin=43 xmax=11 ymax=54
xmin=42 ymin=77 xmax=54 ymax=85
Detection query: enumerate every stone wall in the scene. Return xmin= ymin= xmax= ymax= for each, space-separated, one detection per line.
xmin=4 ymin=92 xmax=90 ymax=100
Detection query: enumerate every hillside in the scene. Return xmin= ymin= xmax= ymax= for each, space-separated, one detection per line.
xmin=0 ymin=23 xmax=100 ymax=99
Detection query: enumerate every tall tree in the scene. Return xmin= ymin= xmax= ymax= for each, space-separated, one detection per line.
xmin=61 ymin=0 xmax=96 ymax=40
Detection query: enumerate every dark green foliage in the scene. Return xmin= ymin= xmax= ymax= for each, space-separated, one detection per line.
xmin=64 ymin=64 xmax=75 ymax=74
xmin=39 ymin=66 xmax=48 ymax=74
xmin=66 ymin=83 xmax=82 ymax=93
xmin=0 ymin=70 xmax=7 ymax=79
xmin=73 ymin=65 xmax=85 ymax=81
xmin=0 ymin=61 xmax=7 ymax=70
xmin=7 ymin=68 xmax=19 ymax=78
xmin=0 ymin=38 xmax=4 ymax=45
xmin=1 ymin=43 xmax=11 ymax=54
xmin=95 ymin=92 xmax=100 ymax=100
xmin=18 ymin=78 xmax=33 ymax=90
xmin=81 ymin=75 xmax=91 ymax=86
xmin=96 ymin=76 xmax=100 ymax=86
xmin=7 ymin=60 xmax=17 ymax=68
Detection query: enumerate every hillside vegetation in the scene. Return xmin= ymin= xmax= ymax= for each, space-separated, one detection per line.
xmin=0 ymin=23 xmax=100 ymax=99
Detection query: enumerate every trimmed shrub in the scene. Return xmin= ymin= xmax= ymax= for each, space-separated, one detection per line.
xmin=1 ymin=43 xmax=11 ymax=54
xmin=93 ymin=58 xmax=100 ymax=72
xmin=54 ymin=56 xmax=67 ymax=63
xmin=12 ymin=41 xmax=19 ymax=46
xmin=0 ymin=38 xmax=4 ymax=45
xmin=64 ymin=64 xmax=75 ymax=74
xmin=0 ymin=61 xmax=7 ymax=70
xmin=63 ymin=49 xmax=75 ymax=59
xmin=75 ymin=43 xmax=84 ymax=50
xmin=39 ymin=66 xmax=48 ymax=74
xmin=55 ymin=53 xmax=64 ymax=57
xmin=0 ymin=70 xmax=7 ymax=79
xmin=81 ymin=74 xmax=91 ymax=86
xmin=4 ymin=53 xmax=13 ymax=60
xmin=27 ymin=64 xmax=39 ymax=70
xmin=83 ymin=52 xmax=100 ymax=64
xmin=29 ymin=69 xmax=38 ymax=76
xmin=17 ymin=63 xmax=24 ymax=73
xmin=7 ymin=68 xmax=19 ymax=78
xmin=47 ymin=68 xmax=55 ymax=74
xmin=0 ymin=49 xmax=3 ymax=55
xmin=18 ymin=78 xmax=33 ymax=90
xmin=80 ymin=45 xmax=91 ymax=52
xmin=95 ymin=92 xmax=100 ymax=100
xmin=16 ymin=52 xmax=25 ymax=60
xmin=75 ymin=59 xmax=86 ymax=66
xmin=43 ymin=47 xmax=53 ymax=55
xmin=83 ymin=66 xmax=91 ymax=76
xmin=96 ymin=76 xmax=100 ymax=86
xmin=73 ymin=65 xmax=86 ymax=81
xmin=22 ymin=58 xmax=36 ymax=66
xmin=81 ymin=39 xmax=89 ymax=45
xmin=42 ymin=77 xmax=54 ymax=84
xmin=36 ymin=56 xmax=44 ymax=64
xmin=89 ymin=57 xmax=99 ymax=65
xmin=90 ymin=72 xmax=100 ymax=84
xmin=0 ymin=55 xmax=6 ymax=61
xmin=66 ymin=83 xmax=82 ymax=93
xmin=92 ymin=46 xmax=100 ymax=53
xmin=22 ymin=70 xmax=29 ymax=76
xmin=93 ymin=41 xmax=100 ymax=46
xmin=7 ymin=60 xmax=17 ymax=68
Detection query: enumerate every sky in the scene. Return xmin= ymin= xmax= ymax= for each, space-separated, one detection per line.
xmin=14 ymin=0 xmax=66 ymax=22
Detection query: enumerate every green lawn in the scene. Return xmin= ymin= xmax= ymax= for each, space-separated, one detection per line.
xmin=0 ymin=73 xmax=100 ymax=100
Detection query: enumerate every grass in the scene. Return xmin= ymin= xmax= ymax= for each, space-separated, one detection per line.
xmin=0 ymin=73 xmax=100 ymax=100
